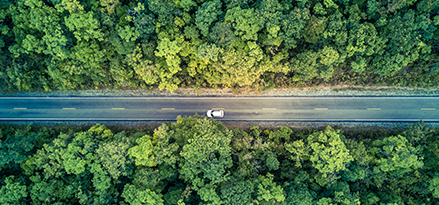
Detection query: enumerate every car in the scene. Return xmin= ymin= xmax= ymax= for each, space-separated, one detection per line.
xmin=207 ymin=110 xmax=224 ymax=118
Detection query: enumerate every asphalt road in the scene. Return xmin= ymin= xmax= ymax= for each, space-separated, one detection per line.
xmin=0 ymin=97 xmax=438 ymax=122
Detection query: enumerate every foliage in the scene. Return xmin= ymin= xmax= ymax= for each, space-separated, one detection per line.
xmin=121 ymin=184 xmax=164 ymax=205
xmin=64 ymin=11 xmax=104 ymax=42
xmin=0 ymin=176 xmax=28 ymax=204
xmin=1 ymin=118 xmax=439 ymax=204
xmin=221 ymin=179 xmax=255 ymax=205
xmin=224 ymin=6 xmax=262 ymax=41
xmin=195 ymin=0 xmax=222 ymax=37
xmin=369 ymin=135 xmax=424 ymax=174
xmin=255 ymin=173 xmax=285 ymax=204
xmin=128 ymin=134 xmax=156 ymax=167
xmin=197 ymin=42 xmax=223 ymax=63
xmin=179 ymin=118 xmax=233 ymax=187
xmin=307 ymin=126 xmax=353 ymax=178
xmin=0 ymin=0 xmax=437 ymax=93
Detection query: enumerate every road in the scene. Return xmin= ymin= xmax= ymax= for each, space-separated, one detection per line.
xmin=0 ymin=97 xmax=437 ymax=121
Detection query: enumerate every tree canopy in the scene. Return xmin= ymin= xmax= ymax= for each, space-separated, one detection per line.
xmin=0 ymin=0 xmax=437 ymax=93
xmin=1 ymin=119 xmax=439 ymax=204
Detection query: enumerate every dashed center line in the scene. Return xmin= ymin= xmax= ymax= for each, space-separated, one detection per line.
xmin=421 ymin=108 xmax=435 ymax=110
xmin=14 ymin=108 xmax=27 ymax=109
xmin=112 ymin=108 xmax=125 ymax=110
xmin=161 ymin=108 xmax=175 ymax=110
xmin=262 ymin=108 xmax=276 ymax=110
xmin=62 ymin=108 xmax=76 ymax=110
xmin=314 ymin=108 xmax=328 ymax=110
xmin=367 ymin=108 xmax=381 ymax=110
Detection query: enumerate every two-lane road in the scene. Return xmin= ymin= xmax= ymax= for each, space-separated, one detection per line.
xmin=0 ymin=97 xmax=437 ymax=121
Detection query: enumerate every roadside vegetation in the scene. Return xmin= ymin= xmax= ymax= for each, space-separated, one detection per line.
xmin=0 ymin=0 xmax=438 ymax=93
xmin=1 ymin=117 xmax=438 ymax=204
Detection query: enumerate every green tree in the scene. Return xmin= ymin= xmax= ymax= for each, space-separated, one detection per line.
xmin=371 ymin=10 xmax=432 ymax=75
xmin=322 ymin=181 xmax=360 ymax=205
xmin=179 ymin=118 xmax=233 ymax=187
xmin=132 ymin=167 xmax=161 ymax=190
xmin=96 ymin=132 xmax=130 ymax=180
xmin=302 ymin=15 xmax=326 ymax=44
xmin=265 ymin=151 xmax=280 ymax=171
xmin=180 ymin=0 xmax=197 ymax=12
xmin=257 ymin=0 xmax=284 ymax=46
xmin=99 ymin=0 xmax=120 ymax=15
xmin=131 ymin=3 xmax=156 ymax=40
xmin=221 ymin=179 xmax=255 ymax=205
xmin=154 ymin=37 xmax=183 ymax=92
xmin=0 ymin=176 xmax=28 ymax=204
xmin=255 ymin=173 xmax=285 ymax=204
xmin=341 ymin=163 xmax=366 ymax=182
xmin=6 ymin=0 xmax=68 ymax=91
xmin=195 ymin=0 xmax=223 ymax=37
xmin=127 ymin=45 xmax=159 ymax=85
xmin=128 ymin=134 xmax=156 ymax=167
xmin=184 ymin=25 xmax=200 ymax=41
xmin=209 ymin=21 xmax=237 ymax=47
xmin=429 ymin=173 xmax=439 ymax=198
xmin=64 ymin=11 xmax=104 ymax=42
xmin=224 ymin=6 xmax=262 ymax=41
xmin=155 ymin=37 xmax=182 ymax=73
xmin=117 ymin=25 xmax=140 ymax=43
xmin=285 ymin=139 xmax=310 ymax=168
xmin=204 ymin=46 xmax=268 ymax=87
xmin=21 ymin=124 xmax=123 ymax=204
xmin=283 ymin=172 xmax=316 ymax=205
xmin=0 ymin=125 xmax=53 ymax=171
xmin=121 ymin=184 xmax=164 ymax=205
xmin=53 ymin=41 xmax=110 ymax=89
xmin=197 ymin=183 xmax=223 ymax=205
xmin=197 ymin=42 xmax=223 ymax=63
xmin=307 ymin=126 xmax=353 ymax=185
xmin=290 ymin=50 xmax=319 ymax=81
xmin=279 ymin=7 xmax=310 ymax=49
xmin=369 ymin=135 xmax=424 ymax=174
xmin=57 ymin=0 xmax=84 ymax=14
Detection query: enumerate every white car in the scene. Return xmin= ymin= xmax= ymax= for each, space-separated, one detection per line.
xmin=207 ymin=110 xmax=224 ymax=118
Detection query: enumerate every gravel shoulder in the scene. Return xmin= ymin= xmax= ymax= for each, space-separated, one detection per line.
xmin=3 ymin=120 xmax=437 ymax=132
xmin=2 ymin=85 xmax=439 ymax=97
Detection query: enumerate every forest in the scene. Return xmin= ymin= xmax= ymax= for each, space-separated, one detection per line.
xmin=1 ymin=117 xmax=439 ymax=204
xmin=0 ymin=0 xmax=438 ymax=93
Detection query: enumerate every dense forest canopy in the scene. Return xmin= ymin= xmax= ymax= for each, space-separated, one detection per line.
xmin=0 ymin=0 xmax=438 ymax=93
xmin=1 ymin=118 xmax=439 ymax=204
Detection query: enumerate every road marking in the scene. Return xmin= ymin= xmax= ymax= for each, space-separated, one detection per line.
xmin=367 ymin=108 xmax=381 ymax=110
xmin=314 ymin=108 xmax=328 ymax=110
xmin=421 ymin=108 xmax=435 ymax=110
xmin=161 ymin=108 xmax=175 ymax=110
xmin=63 ymin=108 xmax=76 ymax=110
xmin=262 ymin=108 xmax=276 ymax=110
xmin=112 ymin=108 xmax=125 ymax=110
xmin=14 ymin=108 xmax=27 ymax=109
xmin=211 ymin=108 xmax=225 ymax=110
